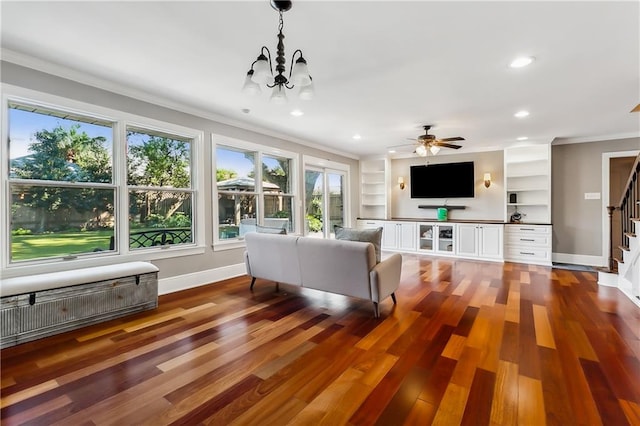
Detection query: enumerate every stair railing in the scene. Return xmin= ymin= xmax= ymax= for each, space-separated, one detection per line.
xmin=608 ymin=154 xmax=640 ymax=270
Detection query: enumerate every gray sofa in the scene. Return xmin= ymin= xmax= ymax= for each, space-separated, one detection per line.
xmin=243 ymin=232 xmax=402 ymax=317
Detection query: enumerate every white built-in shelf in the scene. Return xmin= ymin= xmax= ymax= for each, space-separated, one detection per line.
xmin=504 ymin=145 xmax=551 ymax=224
xmin=360 ymin=157 xmax=389 ymax=219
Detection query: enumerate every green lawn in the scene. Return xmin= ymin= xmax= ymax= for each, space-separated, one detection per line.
xmin=11 ymin=230 xmax=114 ymax=261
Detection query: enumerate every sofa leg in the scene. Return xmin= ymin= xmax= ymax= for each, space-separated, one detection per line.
xmin=373 ymin=302 xmax=379 ymax=318
xmin=276 ymin=282 xmax=280 ymax=292
xmin=250 ymin=277 xmax=256 ymax=290
xmin=391 ymin=293 xmax=397 ymax=304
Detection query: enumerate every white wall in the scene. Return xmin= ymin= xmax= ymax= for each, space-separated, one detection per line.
xmin=390 ymin=150 xmax=504 ymax=221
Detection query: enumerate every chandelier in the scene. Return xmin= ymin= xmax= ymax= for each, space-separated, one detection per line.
xmin=242 ymin=0 xmax=314 ymax=104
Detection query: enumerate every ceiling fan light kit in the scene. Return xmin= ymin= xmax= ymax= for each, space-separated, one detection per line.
xmin=406 ymin=125 xmax=465 ymax=158
xmin=242 ymin=0 xmax=314 ymax=103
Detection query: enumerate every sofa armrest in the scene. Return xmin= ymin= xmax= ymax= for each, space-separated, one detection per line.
xmin=369 ymin=253 xmax=402 ymax=303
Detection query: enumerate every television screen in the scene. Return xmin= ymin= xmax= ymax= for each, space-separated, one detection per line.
xmin=410 ymin=161 xmax=475 ymax=198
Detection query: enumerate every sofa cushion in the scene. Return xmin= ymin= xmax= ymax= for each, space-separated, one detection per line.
xmin=256 ymin=224 xmax=287 ymax=234
xmin=335 ymin=226 xmax=383 ymax=263
xmin=297 ymin=237 xmax=376 ymax=300
xmin=244 ymin=233 xmax=301 ymax=285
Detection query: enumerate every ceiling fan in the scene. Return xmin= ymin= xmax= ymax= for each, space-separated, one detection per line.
xmin=409 ymin=125 xmax=465 ymax=156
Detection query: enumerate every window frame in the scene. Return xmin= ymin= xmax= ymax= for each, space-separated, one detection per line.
xmin=1 ymin=85 xmax=205 ymax=278
xmin=212 ymin=135 xmax=299 ymax=250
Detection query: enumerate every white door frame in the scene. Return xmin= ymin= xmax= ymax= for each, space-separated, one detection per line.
xmin=601 ymin=150 xmax=639 ymax=264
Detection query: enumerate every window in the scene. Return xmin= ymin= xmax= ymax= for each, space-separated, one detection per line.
xmin=214 ymin=141 xmax=296 ymax=242
xmin=2 ymin=91 xmax=204 ymax=272
xmin=7 ymin=103 xmax=115 ymax=262
xmin=127 ymin=128 xmax=194 ymax=249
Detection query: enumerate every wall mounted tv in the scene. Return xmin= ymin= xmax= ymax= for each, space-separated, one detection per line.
xmin=410 ymin=161 xmax=475 ymax=198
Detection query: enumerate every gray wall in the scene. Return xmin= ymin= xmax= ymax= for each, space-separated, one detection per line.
xmin=552 ymin=137 xmax=639 ymax=256
xmin=1 ymin=61 xmax=360 ymax=280
xmin=390 ymin=150 xmax=505 ymax=221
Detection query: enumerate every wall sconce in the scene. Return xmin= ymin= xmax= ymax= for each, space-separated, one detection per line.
xmin=484 ymin=173 xmax=492 ymax=188
xmin=398 ymin=176 xmax=405 ymax=190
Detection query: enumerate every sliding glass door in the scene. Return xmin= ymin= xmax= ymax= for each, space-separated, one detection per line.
xmin=304 ymin=166 xmax=347 ymax=238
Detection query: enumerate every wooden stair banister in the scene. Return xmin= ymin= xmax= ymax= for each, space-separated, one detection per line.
xmin=607 ymin=154 xmax=640 ymax=271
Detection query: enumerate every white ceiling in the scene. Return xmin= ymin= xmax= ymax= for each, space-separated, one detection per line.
xmin=2 ymin=1 xmax=639 ymax=158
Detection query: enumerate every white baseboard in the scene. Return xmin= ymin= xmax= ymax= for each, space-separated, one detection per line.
xmin=158 ymin=263 xmax=246 ymax=295
xmin=597 ymin=271 xmax=618 ymax=287
xmin=552 ymin=253 xmax=606 ymax=267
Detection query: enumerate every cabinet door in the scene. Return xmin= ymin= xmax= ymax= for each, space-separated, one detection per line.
xmin=456 ymin=224 xmax=478 ymax=256
xmin=435 ymin=224 xmax=455 ymax=254
xmin=382 ymin=222 xmax=398 ymax=249
xmin=418 ymin=223 xmax=435 ymax=252
xmin=479 ymin=225 xmax=503 ymax=259
xmin=398 ymin=223 xmax=417 ymax=251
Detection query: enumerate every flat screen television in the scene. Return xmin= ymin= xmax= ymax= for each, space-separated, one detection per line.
xmin=410 ymin=161 xmax=475 ymax=198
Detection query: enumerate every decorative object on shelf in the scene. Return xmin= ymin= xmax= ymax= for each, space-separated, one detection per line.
xmin=398 ymin=176 xmax=405 ymax=190
xmin=509 ymin=193 xmax=517 ymax=204
xmin=242 ymin=0 xmax=314 ymax=103
xmin=437 ymin=207 xmax=448 ymax=221
xmin=484 ymin=172 xmax=492 ymax=188
xmin=510 ymin=208 xmax=526 ymax=223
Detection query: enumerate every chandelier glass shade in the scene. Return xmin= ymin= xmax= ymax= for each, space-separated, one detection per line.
xmin=242 ymin=0 xmax=314 ymax=103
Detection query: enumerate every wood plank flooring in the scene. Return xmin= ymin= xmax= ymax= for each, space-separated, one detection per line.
xmin=2 ymin=255 xmax=639 ymax=425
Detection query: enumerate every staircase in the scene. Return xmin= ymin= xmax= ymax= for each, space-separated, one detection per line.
xmin=598 ymin=155 xmax=640 ymax=307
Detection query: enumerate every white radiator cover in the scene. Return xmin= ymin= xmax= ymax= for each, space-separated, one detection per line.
xmin=1 ymin=271 xmax=158 ymax=348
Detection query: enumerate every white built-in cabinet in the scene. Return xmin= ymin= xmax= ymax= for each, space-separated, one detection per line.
xmin=382 ymin=222 xmax=417 ymax=251
xmin=360 ymin=157 xmax=389 ymax=219
xmin=417 ymin=223 xmax=455 ymax=255
xmin=357 ymin=219 xmax=505 ymax=263
xmin=504 ymin=145 xmax=551 ymax=224
xmin=456 ymin=224 xmax=504 ymax=260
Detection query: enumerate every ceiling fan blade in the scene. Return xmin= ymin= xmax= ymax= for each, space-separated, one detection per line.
xmin=388 ymin=142 xmax=419 ymax=149
xmin=433 ymin=142 xmax=462 ymax=149
xmin=439 ymin=137 xmax=465 ymax=142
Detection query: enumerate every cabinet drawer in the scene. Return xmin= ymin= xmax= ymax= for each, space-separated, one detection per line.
xmin=505 ymin=246 xmax=550 ymax=262
xmin=505 ymin=225 xmax=550 ymax=235
xmin=357 ymin=220 xmax=384 ymax=229
xmin=506 ymin=234 xmax=550 ymax=247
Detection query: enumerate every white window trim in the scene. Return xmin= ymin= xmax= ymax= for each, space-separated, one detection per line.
xmin=212 ymin=134 xmax=300 ymax=249
xmin=1 ymin=84 xmax=206 ymax=279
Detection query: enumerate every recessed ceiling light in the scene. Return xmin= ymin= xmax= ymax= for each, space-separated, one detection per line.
xmin=352 ymin=134 xmax=362 ymax=140
xmin=510 ymin=56 xmax=534 ymax=68
xmin=388 ymin=149 xmax=396 ymax=153
xmin=514 ymin=110 xmax=530 ymax=118
xmin=290 ymin=109 xmax=304 ymax=117
xmin=517 ymin=136 xmax=528 ymax=141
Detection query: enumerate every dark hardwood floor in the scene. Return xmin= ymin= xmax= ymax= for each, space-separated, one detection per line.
xmin=2 ymin=255 xmax=639 ymax=425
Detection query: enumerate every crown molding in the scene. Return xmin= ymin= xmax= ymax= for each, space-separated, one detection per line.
xmin=0 ymin=48 xmax=358 ymax=160
xmin=552 ymin=132 xmax=640 ymax=145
